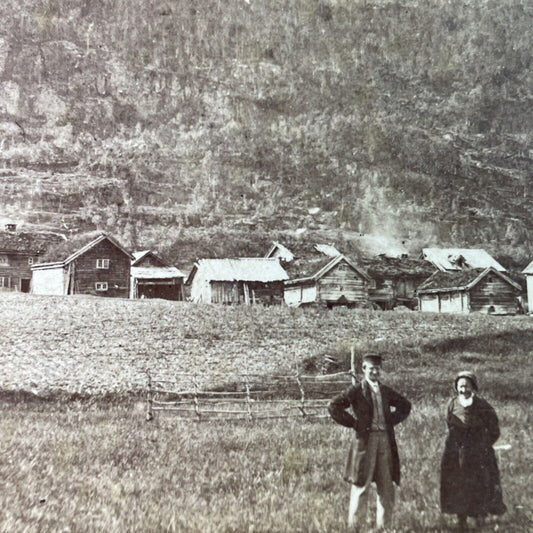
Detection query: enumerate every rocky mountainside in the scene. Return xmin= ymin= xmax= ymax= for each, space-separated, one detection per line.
xmin=1 ymin=0 xmax=533 ymax=268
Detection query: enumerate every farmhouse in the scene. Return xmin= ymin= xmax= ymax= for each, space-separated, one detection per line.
xmin=284 ymin=254 xmax=373 ymax=308
xmin=130 ymin=250 xmax=185 ymax=300
xmin=361 ymin=255 xmax=435 ymax=310
xmin=422 ymin=248 xmax=506 ymax=272
xmin=0 ymin=223 xmax=63 ymax=292
xmin=187 ymin=258 xmax=288 ymax=304
xmin=31 ymin=233 xmax=133 ymax=297
xmin=416 ymin=267 xmax=521 ymax=314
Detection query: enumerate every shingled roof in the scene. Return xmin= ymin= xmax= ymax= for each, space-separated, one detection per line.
xmin=422 ymin=248 xmax=506 ymax=272
xmin=187 ymin=258 xmax=289 ymax=284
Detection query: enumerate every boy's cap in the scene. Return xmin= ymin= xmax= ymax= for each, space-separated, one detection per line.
xmin=362 ymin=353 xmax=383 ymax=365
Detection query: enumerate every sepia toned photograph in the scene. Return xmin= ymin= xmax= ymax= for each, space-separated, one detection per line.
xmin=1 ymin=1 xmax=532 ymax=531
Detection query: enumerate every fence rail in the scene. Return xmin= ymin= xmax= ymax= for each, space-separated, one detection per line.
xmin=146 ymin=371 xmax=352 ymax=421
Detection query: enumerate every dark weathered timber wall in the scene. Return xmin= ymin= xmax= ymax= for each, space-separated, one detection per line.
xmin=209 ymin=281 xmax=284 ymax=305
xmin=469 ymin=275 xmax=519 ymax=314
xmin=210 ymin=281 xmax=241 ymax=304
xmin=137 ymin=254 xmax=166 ymax=267
xmin=73 ymin=240 xmax=130 ymax=297
xmin=317 ymin=262 xmax=368 ymax=304
xmin=0 ymin=252 xmax=37 ymax=291
xmin=248 ymin=281 xmax=284 ymax=305
xmin=137 ymin=280 xmax=183 ymax=300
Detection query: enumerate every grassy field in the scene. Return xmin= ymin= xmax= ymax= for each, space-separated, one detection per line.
xmin=1 ymin=294 xmax=533 ymax=531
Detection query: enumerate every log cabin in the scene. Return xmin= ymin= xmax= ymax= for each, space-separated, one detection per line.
xmin=130 ymin=250 xmax=185 ymax=300
xmin=361 ymin=255 xmax=435 ymax=310
xmin=416 ymin=267 xmax=522 ymax=314
xmin=0 ymin=224 xmax=64 ymax=293
xmin=31 ymin=233 xmax=133 ymax=297
xmin=284 ymin=254 xmax=373 ymax=308
xmin=187 ymin=258 xmax=288 ymax=304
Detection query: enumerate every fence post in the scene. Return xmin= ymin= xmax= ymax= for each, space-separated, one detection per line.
xmin=350 ymin=345 xmax=356 ymax=385
xmin=244 ymin=375 xmax=253 ymax=420
xmin=146 ymin=371 xmax=154 ymax=421
xmin=192 ymin=377 xmax=201 ymax=422
xmin=296 ymin=375 xmax=306 ymax=418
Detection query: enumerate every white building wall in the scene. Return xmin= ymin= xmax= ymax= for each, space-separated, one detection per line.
xmin=284 ymin=285 xmax=317 ymax=306
xmin=190 ymin=270 xmax=211 ymax=303
xmin=31 ymin=267 xmax=67 ymax=295
xmin=419 ymin=293 xmax=439 ymax=312
xmin=527 ymin=276 xmax=533 ymax=314
xmin=421 ymin=291 xmax=468 ymax=313
xmin=441 ymin=292 xmax=465 ymax=313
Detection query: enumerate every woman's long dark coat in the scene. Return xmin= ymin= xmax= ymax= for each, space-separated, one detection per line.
xmin=328 ymin=381 xmax=411 ymax=486
xmin=440 ymin=395 xmax=506 ymax=517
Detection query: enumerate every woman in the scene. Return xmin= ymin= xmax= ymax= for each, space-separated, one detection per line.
xmin=440 ymin=371 xmax=506 ymax=530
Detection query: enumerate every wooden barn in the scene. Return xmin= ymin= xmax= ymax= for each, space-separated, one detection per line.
xmin=0 ymin=223 xmax=63 ymax=293
xmin=130 ymin=250 xmax=185 ymax=300
xmin=187 ymin=258 xmax=289 ymax=304
xmin=416 ymin=267 xmax=522 ymax=314
xmin=284 ymin=254 xmax=373 ymax=308
xmin=361 ymin=255 xmax=435 ymax=310
xmin=31 ymin=233 xmax=133 ymax=297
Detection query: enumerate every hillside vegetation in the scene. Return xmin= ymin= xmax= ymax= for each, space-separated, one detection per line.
xmin=1 ymin=1 xmax=533 ymax=263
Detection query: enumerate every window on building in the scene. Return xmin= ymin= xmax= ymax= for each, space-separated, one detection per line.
xmin=28 ymin=257 xmax=34 ymax=265
xmin=0 ymin=277 xmax=5 ymax=288
xmin=96 ymin=259 xmax=110 ymax=269
xmin=0 ymin=255 xmax=8 ymax=265
xmin=95 ymin=282 xmax=108 ymax=291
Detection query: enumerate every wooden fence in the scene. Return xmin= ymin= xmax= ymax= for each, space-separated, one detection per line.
xmin=145 ymin=371 xmax=353 ymax=421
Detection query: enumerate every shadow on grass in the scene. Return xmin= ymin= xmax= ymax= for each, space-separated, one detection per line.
xmin=423 ymin=329 xmax=533 ymax=357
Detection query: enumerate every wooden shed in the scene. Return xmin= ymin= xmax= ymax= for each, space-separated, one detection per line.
xmin=0 ymin=227 xmax=63 ymax=293
xmin=284 ymin=254 xmax=373 ymax=308
xmin=361 ymin=255 xmax=435 ymax=310
xmin=187 ymin=258 xmax=289 ymax=305
xmin=130 ymin=250 xmax=185 ymax=300
xmin=416 ymin=267 xmax=521 ymax=315
xmin=31 ymin=233 xmax=133 ymax=297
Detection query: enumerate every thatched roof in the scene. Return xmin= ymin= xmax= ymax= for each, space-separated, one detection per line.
xmin=0 ymin=231 xmax=64 ymax=255
xmin=360 ymin=255 xmax=435 ymax=281
xmin=286 ymin=255 xmax=372 ymax=286
xmin=35 ymin=233 xmax=132 ymax=266
xmin=267 ymin=240 xmax=360 ymax=279
xmin=417 ymin=267 xmax=522 ymax=294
